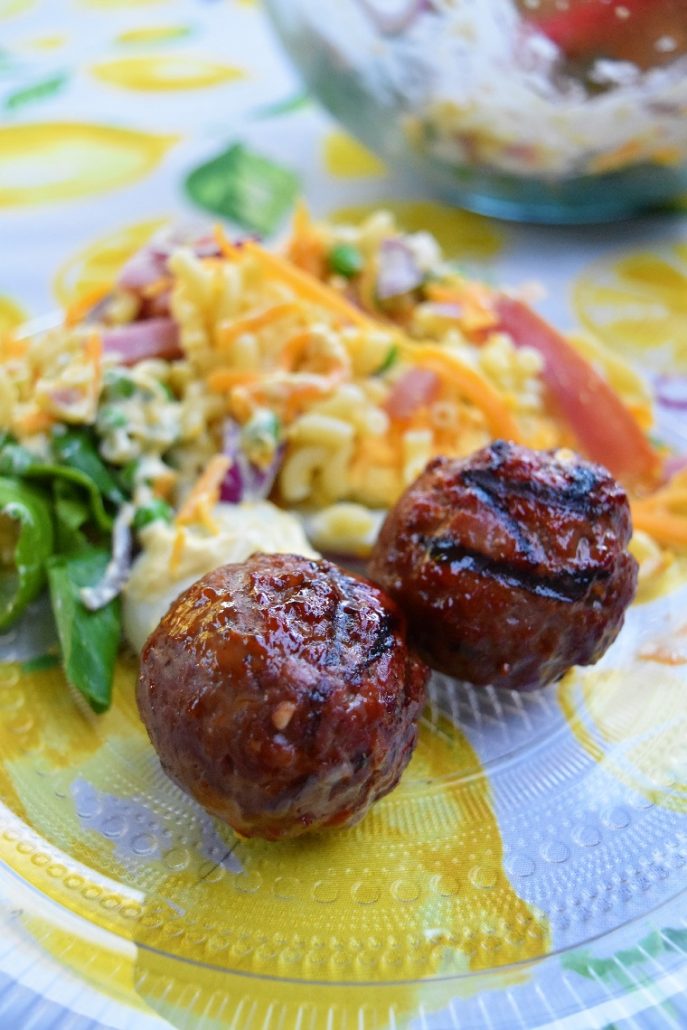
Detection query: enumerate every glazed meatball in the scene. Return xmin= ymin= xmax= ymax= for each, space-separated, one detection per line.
xmin=137 ymin=553 xmax=428 ymax=840
xmin=369 ymin=441 xmax=637 ymax=691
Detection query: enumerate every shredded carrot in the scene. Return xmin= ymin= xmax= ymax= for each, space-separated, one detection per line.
xmin=426 ymin=282 xmax=498 ymax=334
xmin=84 ymin=330 xmax=103 ymax=405
xmin=278 ymin=330 xmax=350 ymax=376
xmin=64 ymin=284 xmax=111 ymax=328
xmin=241 ymin=241 xmax=371 ymax=328
xmin=16 ymin=408 xmax=53 ymax=435
xmin=206 ymin=368 xmax=262 ymax=393
xmin=632 ymin=509 xmax=687 ymax=549
xmin=401 ymin=342 xmax=521 ymax=443
xmin=278 ymin=330 xmax=313 ymax=372
xmin=631 ymin=470 xmax=687 ymax=549
xmin=217 ymin=302 xmax=300 ymax=350
xmin=282 ymin=374 xmax=344 ymax=421
xmin=2 ymin=334 xmax=27 ymax=360
xmin=169 ymin=527 xmax=187 ymax=575
xmin=152 ymin=470 xmax=176 ymax=499
xmin=287 ymin=201 xmax=325 ymax=274
xmin=213 ymin=223 xmax=241 ymax=261
xmin=176 ymin=454 xmax=231 ymax=526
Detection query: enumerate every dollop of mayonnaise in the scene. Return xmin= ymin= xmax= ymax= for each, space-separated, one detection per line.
xmin=123 ymin=501 xmax=318 ymax=653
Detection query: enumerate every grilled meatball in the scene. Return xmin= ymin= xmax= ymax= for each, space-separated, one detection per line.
xmin=369 ymin=441 xmax=637 ymax=691
xmin=137 ymin=553 xmax=428 ymax=840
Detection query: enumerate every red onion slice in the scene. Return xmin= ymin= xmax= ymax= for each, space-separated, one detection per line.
xmin=220 ymin=419 xmax=284 ymax=504
xmin=376 ymin=238 xmax=424 ymax=300
xmin=654 ymin=375 xmax=687 ymax=412
xmin=102 ymin=318 xmax=182 ymax=366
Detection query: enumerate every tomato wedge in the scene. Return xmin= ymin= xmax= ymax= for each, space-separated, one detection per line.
xmin=494 ymin=295 xmax=660 ymax=489
xmin=528 ymin=0 xmax=660 ymax=61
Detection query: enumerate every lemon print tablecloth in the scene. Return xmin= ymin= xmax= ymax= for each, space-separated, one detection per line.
xmin=1 ymin=2 xmax=687 ymax=1028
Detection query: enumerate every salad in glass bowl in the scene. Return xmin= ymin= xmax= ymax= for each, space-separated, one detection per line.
xmin=265 ymin=0 xmax=687 ymax=222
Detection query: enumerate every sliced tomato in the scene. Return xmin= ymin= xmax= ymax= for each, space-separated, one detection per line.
xmin=494 ymin=295 xmax=660 ymax=489
xmin=531 ymin=0 xmax=659 ymax=58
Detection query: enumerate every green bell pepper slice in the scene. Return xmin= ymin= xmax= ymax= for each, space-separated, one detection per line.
xmin=0 ymin=477 xmax=54 ymax=630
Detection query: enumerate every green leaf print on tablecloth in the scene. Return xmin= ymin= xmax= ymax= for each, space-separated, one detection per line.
xmin=5 ymin=72 xmax=68 ymax=110
xmin=185 ymin=142 xmax=299 ymax=235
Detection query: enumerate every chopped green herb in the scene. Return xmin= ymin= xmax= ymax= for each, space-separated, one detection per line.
xmin=103 ymin=369 xmax=137 ymax=400
xmin=5 ymin=72 xmax=68 ymax=112
xmin=374 ymin=344 xmax=399 ymax=376
xmin=118 ymin=458 xmax=141 ymax=496
xmin=98 ymin=405 xmax=128 ymax=431
xmin=328 ymin=243 xmax=363 ymax=279
xmin=133 ymin=499 xmax=174 ymax=531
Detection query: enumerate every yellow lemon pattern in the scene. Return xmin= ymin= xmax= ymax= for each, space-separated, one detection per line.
xmin=1 ymin=0 xmax=687 ymax=1024
xmin=0 ymin=0 xmax=34 ymax=17
xmin=53 ymin=217 xmax=168 ymax=307
xmin=0 ymin=123 xmax=177 ymax=207
xmin=0 ymin=660 xmax=547 ymax=1029
xmin=91 ymin=54 xmax=245 ymax=92
xmin=330 ymin=199 xmax=504 ymax=260
xmin=115 ymin=25 xmax=193 ymax=46
xmin=560 ymin=663 xmax=687 ymax=814
xmin=323 ymin=131 xmax=388 ymax=178
xmin=573 ymin=243 xmax=687 ymax=373
xmin=0 ymin=295 xmax=27 ymax=340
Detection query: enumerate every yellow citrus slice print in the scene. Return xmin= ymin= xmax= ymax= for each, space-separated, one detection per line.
xmin=53 ymin=217 xmax=169 ymax=308
xmin=25 ymin=34 xmax=66 ymax=50
xmin=80 ymin=0 xmax=165 ymax=8
xmin=115 ymin=25 xmax=192 ymax=45
xmin=330 ymin=199 xmax=504 ymax=260
xmin=0 ymin=123 xmax=178 ymax=207
xmin=560 ymin=663 xmax=687 ymax=813
xmin=323 ymin=131 xmax=387 ymax=178
xmin=573 ymin=243 xmax=687 ymax=373
xmin=0 ymin=660 xmax=547 ymax=1028
xmin=0 ymin=295 xmax=27 ymax=340
xmin=91 ymin=55 xmax=245 ymax=92
xmin=0 ymin=0 xmax=34 ymax=17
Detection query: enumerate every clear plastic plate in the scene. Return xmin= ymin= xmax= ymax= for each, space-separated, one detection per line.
xmin=1 ymin=555 xmax=686 ymax=1027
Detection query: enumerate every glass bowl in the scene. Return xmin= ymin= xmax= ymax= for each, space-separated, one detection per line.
xmin=265 ymin=0 xmax=687 ymax=223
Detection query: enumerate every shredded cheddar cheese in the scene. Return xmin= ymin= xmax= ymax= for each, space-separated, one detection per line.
xmin=176 ymin=454 xmax=231 ymax=527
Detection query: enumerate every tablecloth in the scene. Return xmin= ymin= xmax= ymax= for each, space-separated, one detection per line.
xmin=1 ymin=2 xmax=687 ymax=1028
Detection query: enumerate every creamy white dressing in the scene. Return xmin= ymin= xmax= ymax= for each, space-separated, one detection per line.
xmin=123 ymin=501 xmax=318 ymax=652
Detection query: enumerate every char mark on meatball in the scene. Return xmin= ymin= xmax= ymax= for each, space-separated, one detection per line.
xmin=425 ymin=537 xmax=610 ymax=604
xmin=369 ymin=441 xmax=638 ymax=691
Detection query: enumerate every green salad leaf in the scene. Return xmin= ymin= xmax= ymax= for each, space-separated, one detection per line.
xmin=47 ymin=547 xmax=121 ymax=713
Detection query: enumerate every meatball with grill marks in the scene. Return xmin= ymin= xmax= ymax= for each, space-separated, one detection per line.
xmin=369 ymin=441 xmax=638 ymax=691
xmin=137 ymin=554 xmax=428 ymax=839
